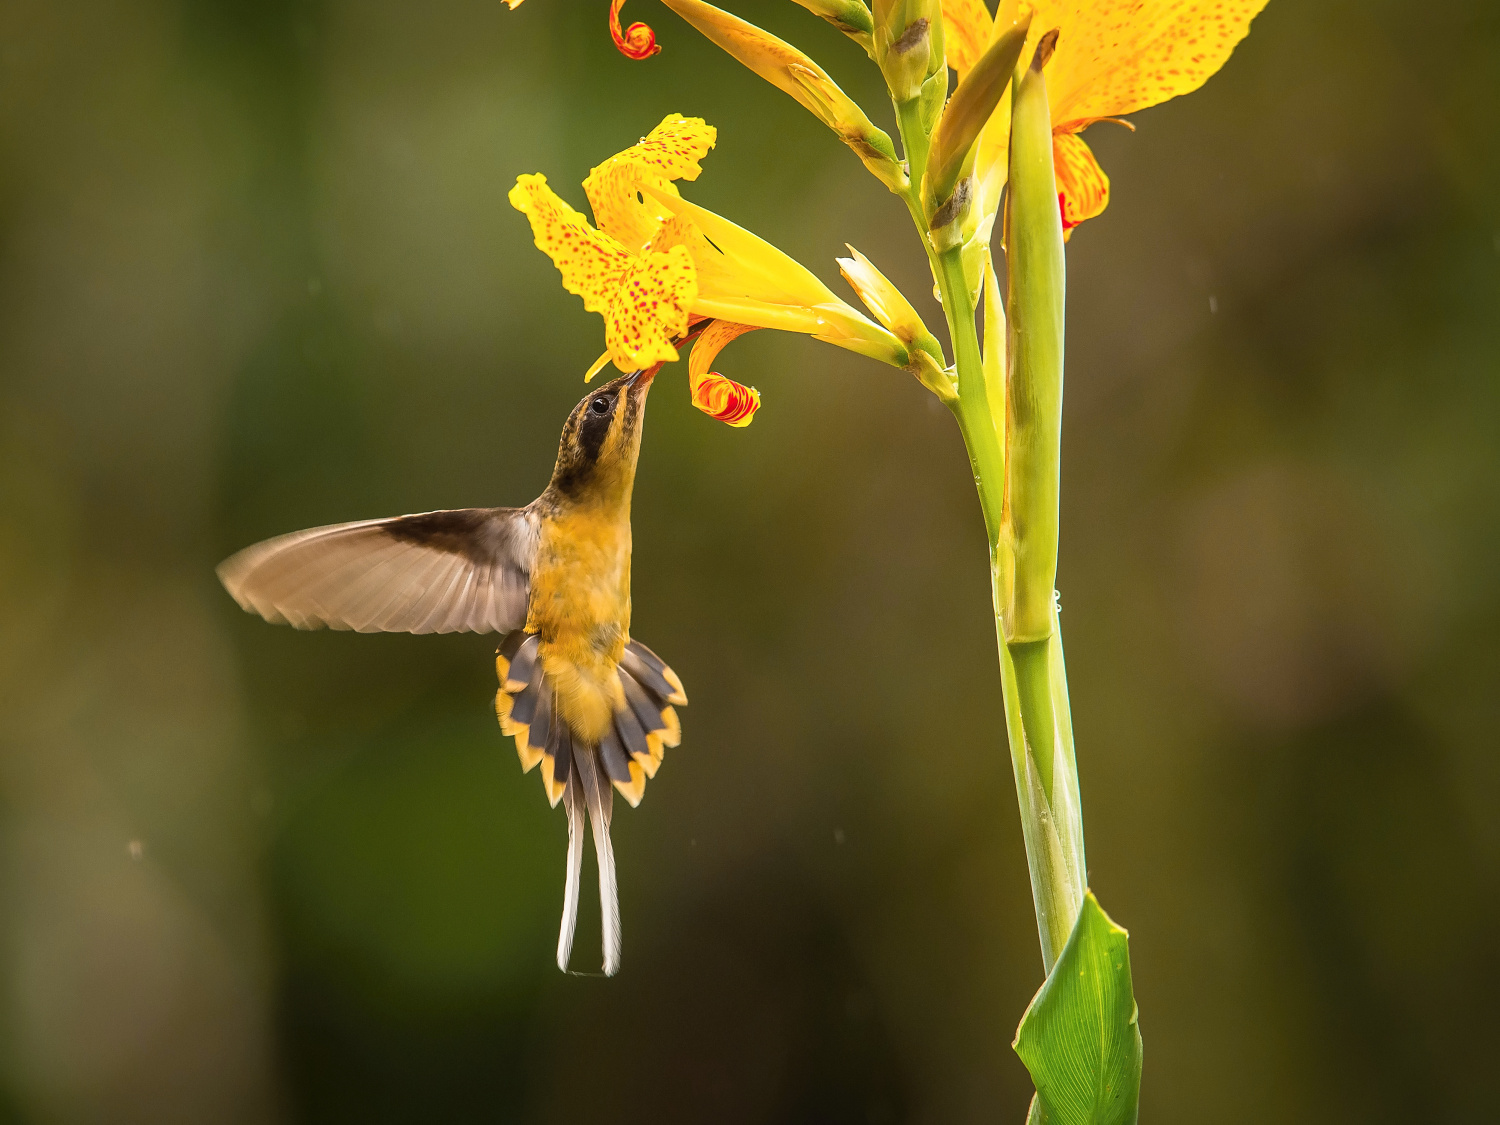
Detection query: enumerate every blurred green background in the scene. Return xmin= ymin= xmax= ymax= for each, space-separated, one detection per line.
xmin=1 ymin=0 xmax=1497 ymax=1121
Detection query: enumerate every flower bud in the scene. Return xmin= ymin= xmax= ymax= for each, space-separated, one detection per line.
xmin=880 ymin=15 xmax=932 ymax=103
xmin=787 ymin=66 xmax=907 ymax=191
xmin=873 ymin=0 xmax=943 ymax=67
xmin=838 ymin=246 xmax=954 ymax=399
xmin=789 ymin=0 xmax=875 ymax=44
xmin=661 ymin=0 xmax=905 ymax=189
xmin=923 ymin=15 xmax=1030 ymax=221
xmin=1002 ymin=30 xmax=1066 ymax=645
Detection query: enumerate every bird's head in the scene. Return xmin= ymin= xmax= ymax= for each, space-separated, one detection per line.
xmin=546 ymin=365 xmax=658 ymax=504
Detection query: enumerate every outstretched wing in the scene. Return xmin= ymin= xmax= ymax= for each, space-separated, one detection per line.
xmin=217 ymin=507 xmax=539 ymax=634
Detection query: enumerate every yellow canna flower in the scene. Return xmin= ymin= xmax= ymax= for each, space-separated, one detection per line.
xmin=511 ymin=114 xmax=909 ymax=425
xmin=941 ymin=0 xmax=1269 ymax=237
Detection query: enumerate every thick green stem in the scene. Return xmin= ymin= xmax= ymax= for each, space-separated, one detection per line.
xmin=891 ymin=33 xmax=1086 ymax=977
xmin=888 ymin=100 xmax=924 ymax=193
xmin=937 ymin=241 xmax=1083 ymax=976
xmin=936 ymin=247 xmax=1004 ymax=548
xmin=999 ymin=620 xmax=1086 ymax=973
xmin=946 ymin=257 xmax=1085 ymax=974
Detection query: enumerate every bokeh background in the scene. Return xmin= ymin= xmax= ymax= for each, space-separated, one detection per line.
xmin=2 ymin=0 xmax=1497 ymax=1121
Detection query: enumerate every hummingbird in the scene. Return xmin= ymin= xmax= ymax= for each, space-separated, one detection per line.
xmin=217 ymin=366 xmax=685 ymax=976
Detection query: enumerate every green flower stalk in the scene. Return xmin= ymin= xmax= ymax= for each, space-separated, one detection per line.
xmin=920 ymin=28 xmax=1086 ymax=975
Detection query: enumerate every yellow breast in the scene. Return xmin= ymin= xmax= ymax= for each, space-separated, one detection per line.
xmin=526 ymin=503 xmax=632 ymax=742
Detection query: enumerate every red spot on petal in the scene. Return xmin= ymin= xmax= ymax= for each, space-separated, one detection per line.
xmin=1058 ymin=192 xmax=1081 ymax=233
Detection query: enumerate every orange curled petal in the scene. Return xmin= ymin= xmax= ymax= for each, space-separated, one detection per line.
xmin=688 ymin=320 xmax=761 ymax=427
xmin=692 ymin=373 xmax=761 ymax=427
xmin=611 ymin=0 xmax=661 ymax=59
xmin=1052 ymin=131 xmax=1110 ymax=238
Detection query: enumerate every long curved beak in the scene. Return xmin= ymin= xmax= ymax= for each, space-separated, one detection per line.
xmin=628 ymin=363 xmax=662 ymax=390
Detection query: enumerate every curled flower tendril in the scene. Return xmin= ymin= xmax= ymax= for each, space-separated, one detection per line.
xmin=689 ymin=320 xmax=761 ymax=427
xmin=692 ymin=373 xmax=761 ymax=426
xmin=610 ymin=0 xmax=661 ymax=59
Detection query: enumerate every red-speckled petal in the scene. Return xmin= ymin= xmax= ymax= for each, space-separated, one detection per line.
xmin=1052 ymin=131 xmax=1109 ymax=238
xmin=604 ymin=247 xmax=698 ymax=372
xmin=584 ymin=115 xmax=716 ymax=251
xmin=508 ymin=173 xmax=632 ymax=314
xmin=990 ymin=0 xmax=1270 ymax=128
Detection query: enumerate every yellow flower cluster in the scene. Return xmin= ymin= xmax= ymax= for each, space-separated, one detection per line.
xmin=511 ymin=114 xmax=905 ymax=426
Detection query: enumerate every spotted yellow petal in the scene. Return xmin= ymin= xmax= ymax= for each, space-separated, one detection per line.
xmin=509 ymin=173 xmax=633 ymax=316
xmin=942 ymin=0 xmax=998 ymax=78
xmin=688 ymin=320 xmax=762 ymax=427
xmin=584 ymin=114 xmax=717 ymax=252
xmin=604 ymin=246 xmax=697 ymax=372
xmin=998 ymin=0 xmax=1270 ymax=130
xmin=602 ymin=113 xmax=716 ymax=184
xmin=1053 ymin=131 xmax=1109 ymax=237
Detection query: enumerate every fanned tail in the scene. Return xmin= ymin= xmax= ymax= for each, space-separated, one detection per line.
xmin=495 ymin=632 xmax=688 ymax=976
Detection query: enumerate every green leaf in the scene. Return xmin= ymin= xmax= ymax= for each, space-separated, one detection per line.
xmin=1013 ymin=892 xmax=1143 ymax=1125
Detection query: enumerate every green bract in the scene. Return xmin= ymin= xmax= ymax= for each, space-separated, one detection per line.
xmin=1014 ymin=892 xmax=1144 ymax=1125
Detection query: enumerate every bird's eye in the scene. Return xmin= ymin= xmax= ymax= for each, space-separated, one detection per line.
xmin=590 ymin=397 xmax=611 ymax=415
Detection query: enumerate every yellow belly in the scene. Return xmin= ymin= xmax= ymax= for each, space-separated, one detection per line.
xmin=525 ymin=504 xmax=632 ymax=743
